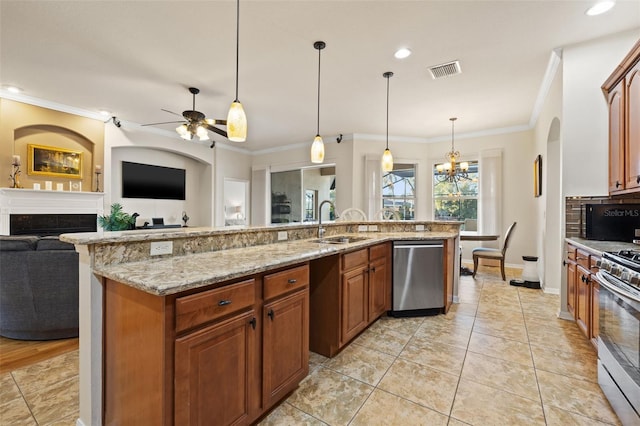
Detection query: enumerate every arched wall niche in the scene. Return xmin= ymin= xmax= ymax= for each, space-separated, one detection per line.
xmin=13 ymin=124 xmax=98 ymax=190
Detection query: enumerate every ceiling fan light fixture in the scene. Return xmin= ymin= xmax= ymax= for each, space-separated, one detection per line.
xmin=196 ymin=125 xmax=209 ymax=141
xmin=176 ymin=124 xmax=189 ymax=137
xmin=227 ymin=100 xmax=247 ymax=142
xmin=311 ymin=135 xmax=325 ymax=164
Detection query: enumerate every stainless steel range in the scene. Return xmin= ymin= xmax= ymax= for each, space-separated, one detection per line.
xmin=596 ymin=250 xmax=640 ymax=425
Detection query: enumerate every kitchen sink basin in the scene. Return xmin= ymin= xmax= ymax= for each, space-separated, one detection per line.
xmin=313 ymin=235 xmax=369 ymax=244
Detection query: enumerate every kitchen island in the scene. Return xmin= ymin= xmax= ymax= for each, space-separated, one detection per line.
xmin=61 ymin=221 xmax=460 ymax=426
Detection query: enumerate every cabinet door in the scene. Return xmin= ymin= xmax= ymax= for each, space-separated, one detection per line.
xmin=567 ymin=261 xmax=577 ymax=317
xmin=590 ymin=277 xmax=600 ymax=349
xmin=608 ymin=81 xmax=625 ymax=193
xmin=626 ymin=61 xmax=640 ymax=190
xmin=340 ymin=267 xmax=368 ymax=346
xmin=175 ymin=310 xmax=257 ymax=426
xmin=576 ymin=265 xmax=590 ymax=338
xmin=368 ymin=257 xmax=388 ymax=322
xmin=263 ymin=289 xmax=309 ymax=408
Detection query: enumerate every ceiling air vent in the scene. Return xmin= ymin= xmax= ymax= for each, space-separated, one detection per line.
xmin=428 ymin=60 xmax=462 ymax=79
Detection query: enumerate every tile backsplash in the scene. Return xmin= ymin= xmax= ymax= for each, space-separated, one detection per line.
xmin=565 ymin=193 xmax=640 ymax=238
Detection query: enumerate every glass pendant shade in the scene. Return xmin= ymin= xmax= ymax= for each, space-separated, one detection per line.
xmin=196 ymin=125 xmax=209 ymax=141
xmin=382 ymin=148 xmax=394 ymax=172
xmin=311 ymin=135 xmax=325 ymax=164
xmin=226 ymin=101 xmax=247 ymax=142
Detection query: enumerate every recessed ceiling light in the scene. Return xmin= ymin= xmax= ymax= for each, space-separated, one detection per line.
xmin=394 ymin=48 xmax=412 ymax=59
xmin=6 ymin=86 xmax=22 ymax=94
xmin=586 ymin=1 xmax=615 ymax=16
xmin=99 ymin=110 xmax=111 ymax=117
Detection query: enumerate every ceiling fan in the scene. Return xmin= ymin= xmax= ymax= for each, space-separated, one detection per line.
xmin=142 ymin=87 xmax=228 ymax=142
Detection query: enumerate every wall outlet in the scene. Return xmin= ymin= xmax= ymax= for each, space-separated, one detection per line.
xmin=415 ymin=224 xmax=425 ymax=231
xmin=357 ymin=225 xmax=368 ymax=232
xmin=150 ymin=241 xmax=173 ymax=256
xmin=368 ymin=225 xmax=378 ymax=232
xmin=277 ymin=231 xmax=288 ymax=241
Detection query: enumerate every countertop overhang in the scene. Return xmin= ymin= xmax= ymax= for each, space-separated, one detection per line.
xmin=565 ymin=237 xmax=638 ymax=255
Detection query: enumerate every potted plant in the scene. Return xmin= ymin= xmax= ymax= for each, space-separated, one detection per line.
xmin=98 ymin=203 xmax=137 ymax=231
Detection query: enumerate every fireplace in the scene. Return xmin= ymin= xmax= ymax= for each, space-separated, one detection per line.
xmin=0 ymin=188 xmax=104 ymax=236
xmin=10 ymin=214 xmax=97 ymax=236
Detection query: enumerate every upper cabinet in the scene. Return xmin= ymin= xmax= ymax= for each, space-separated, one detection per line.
xmin=603 ymin=40 xmax=640 ymax=194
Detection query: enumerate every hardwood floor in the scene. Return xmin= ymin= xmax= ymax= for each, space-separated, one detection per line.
xmin=0 ymin=336 xmax=78 ymax=374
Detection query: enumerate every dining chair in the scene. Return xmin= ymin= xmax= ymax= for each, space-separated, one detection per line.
xmin=472 ymin=221 xmax=517 ymax=281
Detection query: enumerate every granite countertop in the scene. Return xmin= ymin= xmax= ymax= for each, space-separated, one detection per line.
xmin=566 ymin=237 xmax=639 ymax=255
xmin=95 ymin=232 xmax=456 ymax=296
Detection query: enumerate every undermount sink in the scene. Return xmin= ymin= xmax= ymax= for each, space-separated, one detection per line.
xmin=313 ymin=235 xmax=369 ymax=244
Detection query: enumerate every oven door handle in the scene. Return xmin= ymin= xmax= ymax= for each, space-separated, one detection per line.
xmin=596 ymin=271 xmax=640 ymax=304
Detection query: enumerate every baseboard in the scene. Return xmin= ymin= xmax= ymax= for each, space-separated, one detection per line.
xmin=557 ymin=310 xmax=574 ymax=321
xmin=542 ymin=286 xmax=560 ymax=295
xmin=452 ymin=295 xmax=459 ymax=304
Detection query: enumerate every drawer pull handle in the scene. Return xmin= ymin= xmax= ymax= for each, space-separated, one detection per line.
xmin=218 ymin=300 xmax=232 ymax=306
xmin=268 ymin=309 xmax=274 ymax=320
xmin=287 ymin=279 xmax=297 ymax=284
xmin=616 ymin=181 xmax=621 ymax=188
xmin=249 ymin=317 xmax=256 ymax=329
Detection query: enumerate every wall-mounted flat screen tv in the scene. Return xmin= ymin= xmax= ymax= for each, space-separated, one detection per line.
xmin=122 ymin=161 xmax=186 ymax=200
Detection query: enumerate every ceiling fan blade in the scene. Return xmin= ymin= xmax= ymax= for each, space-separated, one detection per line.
xmin=141 ymin=120 xmax=185 ymax=126
xmin=161 ymin=109 xmax=183 ymax=117
xmin=203 ymin=122 xmax=228 ymax=138
xmin=205 ymin=118 xmax=227 ymax=126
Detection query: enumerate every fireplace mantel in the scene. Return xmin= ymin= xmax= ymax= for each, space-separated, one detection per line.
xmin=0 ymin=188 xmax=104 ymax=235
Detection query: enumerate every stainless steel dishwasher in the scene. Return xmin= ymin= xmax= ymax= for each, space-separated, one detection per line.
xmin=391 ymin=240 xmax=444 ymax=317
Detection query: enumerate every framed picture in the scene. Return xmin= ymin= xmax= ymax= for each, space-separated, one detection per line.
xmin=534 ymin=154 xmax=542 ymax=197
xmin=28 ymin=144 xmax=83 ymax=179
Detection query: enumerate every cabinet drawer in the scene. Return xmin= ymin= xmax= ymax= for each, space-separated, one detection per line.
xmin=567 ymin=245 xmax=577 ymax=261
xmin=342 ymin=249 xmax=368 ymax=271
xmin=175 ymin=279 xmax=255 ymax=333
xmin=369 ymin=243 xmax=387 ymax=261
xmin=264 ymin=264 xmax=309 ymax=300
xmin=576 ymin=249 xmax=590 ymax=269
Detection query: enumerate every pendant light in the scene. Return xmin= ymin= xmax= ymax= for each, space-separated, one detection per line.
xmin=381 ymin=71 xmax=394 ymax=172
xmin=226 ymin=0 xmax=247 ymax=142
xmin=311 ymin=41 xmax=326 ymax=164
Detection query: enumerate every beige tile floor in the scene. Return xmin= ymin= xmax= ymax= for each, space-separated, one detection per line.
xmin=0 ymin=265 xmax=620 ymax=425
xmin=261 ymin=266 xmax=621 ymax=426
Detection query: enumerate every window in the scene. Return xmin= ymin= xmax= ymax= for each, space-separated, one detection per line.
xmin=433 ymin=160 xmax=479 ymax=229
xmin=382 ymin=164 xmax=415 ymax=220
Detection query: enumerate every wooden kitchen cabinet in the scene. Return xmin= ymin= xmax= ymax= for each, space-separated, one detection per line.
xmin=174 ymin=310 xmax=258 ymax=426
xmin=603 ymin=39 xmax=640 ymax=194
xmin=626 ymin=60 xmax=640 ymax=190
xmin=576 ymin=264 xmax=591 ymax=338
xmin=262 ymin=264 xmax=309 ymax=409
xmin=607 ymin=81 xmax=625 ymax=193
xmin=564 ymin=242 xmax=602 ymax=349
xmin=565 ymin=245 xmax=577 ymax=318
xmin=310 ymin=242 xmax=392 ymax=357
xmin=104 ymin=263 xmax=310 ymax=426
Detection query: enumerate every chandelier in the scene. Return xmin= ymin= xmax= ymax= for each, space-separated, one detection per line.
xmin=435 ymin=117 xmax=469 ymax=183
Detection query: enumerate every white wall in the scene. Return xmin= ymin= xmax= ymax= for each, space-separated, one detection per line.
xmin=562 ymin=29 xmax=640 ymax=197
xmin=104 ymin=125 xmax=214 ymax=226
xmin=252 ymin=130 xmax=537 ymax=268
xmin=533 ymin=52 xmax=563 ymax=294
xmin=214 ymin=145 xmax=252 ymax=227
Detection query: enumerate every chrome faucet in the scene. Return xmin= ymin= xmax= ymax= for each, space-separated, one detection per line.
xmin=317 ymin=200 xmax=337 ymax=239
